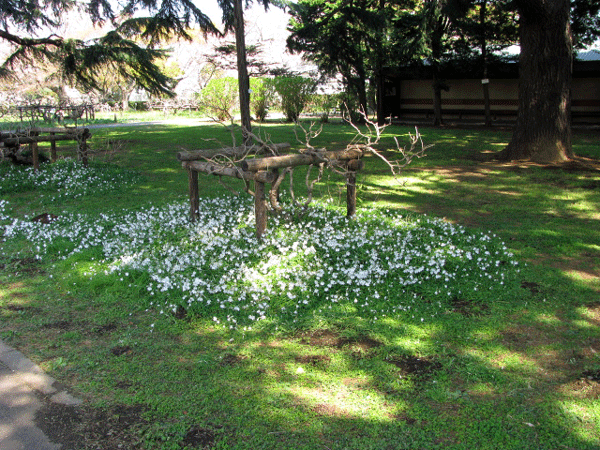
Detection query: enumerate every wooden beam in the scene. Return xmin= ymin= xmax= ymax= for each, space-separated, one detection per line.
xmin=188 ymin=169 xmax=199 ymax=221
xmin=0 ymin=129 xmax=90 ymax=147
xmin=177 ymin=143 xmax=290 ymax=162
xmin=241 ymin=147 xmax=364 ymax=172
xmin=182 ymin=161 xmax=276 ymax=184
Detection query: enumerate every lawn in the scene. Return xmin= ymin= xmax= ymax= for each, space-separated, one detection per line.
xmin=1 ymin=117 xmax=599 ymax=450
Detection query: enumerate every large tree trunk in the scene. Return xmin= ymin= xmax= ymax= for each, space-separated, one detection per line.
xmin=501 ymin=0 xmax=573 ymax=163
xmin=233 ymin=0 xmax=252 ymax=144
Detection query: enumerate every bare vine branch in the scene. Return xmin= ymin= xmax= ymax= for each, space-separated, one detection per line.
xmin=181 ymin=108 xmax=431 ymax=227
xmin=345 ymin=107 xmax=432 ymax=177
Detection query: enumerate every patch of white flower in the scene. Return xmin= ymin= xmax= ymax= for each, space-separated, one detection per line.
xmin=0 ymin=195 xmax=520 ymax=328
xmin=0 ymin=159 xmax=141 ymax=201
xmin=0 ymin=199 xmax=10 ymax=222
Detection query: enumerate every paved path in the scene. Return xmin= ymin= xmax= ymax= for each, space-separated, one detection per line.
xmin=0 ymin=340 xmax=81 ymax=450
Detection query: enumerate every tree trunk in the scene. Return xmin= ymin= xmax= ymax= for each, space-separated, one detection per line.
xmin=480 ymin=0 xmax=492 ymax=127
xmin=121 ymin=87 xmax=130 ymax=111
xmin=233 ymin=0 xmax=252 ymax=145
xmin=358 ymin=74 xmax=368 ymax=119
xmin=501 ymin=0 xmax=573 ymax=163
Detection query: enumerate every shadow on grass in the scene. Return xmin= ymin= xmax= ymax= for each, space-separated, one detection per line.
xmin=2 ymin=123 xmax=600 ymax=449
xmin=16 ymin=246 xmax=596 ymax=450
xmin=109 ymin=282 xmax=599 ymax=449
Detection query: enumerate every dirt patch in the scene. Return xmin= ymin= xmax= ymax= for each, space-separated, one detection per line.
xmin=219 ymin=353 xmax=246 ymax=367
xmin=312 ymin=402 xmax=351 ymax=418
xmin=560 ymin=370 xmax=600 ymax=400
xmin=299 ymin=329 xmax=341 ymax=347
xmin=521 ymin=281 xmax=542 ymax=294
xmin=110 ymin=345 xmax=133 ymax=356
xmin=93 ymin=323 xmax=117 ymax=335
xmin=450 ymin=296 xmax=489 ymax=317
xmin=295 ymin=355 xmax=331 ymax=367
xmin=500 ymin=323 xmax=566 ymax=355
xmin=31 ymin=213 xmax=60 ymax=224
xmin=4 ymin=304 xmax=42 ymax=314
xmin=581 ymin=369 xmax=600 ymax=382
xmin=181 ymin=425 xmax=215 ymax=449
xmin=299 ymin=329 xmax=383 ymax=351
xmin=583 ymin=302 xmax=600 ymax=326
xmin=385 ymin=355 xmax=442 ymax=380
xmin=35 ymin=399 xmax=148 ymax=450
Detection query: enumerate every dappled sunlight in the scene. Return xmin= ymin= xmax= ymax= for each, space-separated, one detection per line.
xmin=288 ymin=384 xmax=394 ymax=421
xmin=2 ymin=122 xmax=599 ymax=449
xmin=0 ymin=281 xmax=27 ymax=302
xmin=152 ymin=167 xmax=179 ymax=174
xmin=2 ymin=195 xmax=521 ymax=331
xmin=563 ymin=268 xmax=600 ymax=287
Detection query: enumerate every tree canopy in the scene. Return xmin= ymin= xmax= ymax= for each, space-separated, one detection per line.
xmin=0 ymin=0 xmax=223 ymax=98
xmin=288 ymin=0 xmax=599 ymax=162
xmin=288 ymin=0 xmax=409 ymax=121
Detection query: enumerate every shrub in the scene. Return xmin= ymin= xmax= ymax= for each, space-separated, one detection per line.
xmin=198 ymin=77 xmax=239 ymax=122
xmin=309 ymin=93 xmax=341 ymax=123
xmin=249 ymin=78 xmax=274 ymax=122
xmin=271 ymin=76 xmax=316 ymax=122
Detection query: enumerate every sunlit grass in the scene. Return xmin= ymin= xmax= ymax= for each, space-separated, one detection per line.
xmin=1 ymin=119 xmax=599 ymax=450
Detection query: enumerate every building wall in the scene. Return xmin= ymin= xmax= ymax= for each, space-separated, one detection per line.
xmin=387 ymin=73 xmax=600 ymax=124
xmin=572 ymin=78 xmax=600 ymax=115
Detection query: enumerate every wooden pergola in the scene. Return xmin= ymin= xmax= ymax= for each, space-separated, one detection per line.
xmin=178 ymin=143 xmax=365 ymax=239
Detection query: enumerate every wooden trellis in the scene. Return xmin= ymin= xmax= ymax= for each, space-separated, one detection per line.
xmin=178 ymin=143 xmax=365 ymax=239
xmin=0 ymin=127 xmax=91 ymax=169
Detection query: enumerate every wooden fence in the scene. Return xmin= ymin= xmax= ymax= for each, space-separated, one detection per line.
xmin=1 ymin=127 xmax=92 ymax=170
xmin=10 ymin=104 xmax=95 ymax=124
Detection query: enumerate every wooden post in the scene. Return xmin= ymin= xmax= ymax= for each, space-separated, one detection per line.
xmin=30 ymin=129 xmax=39 ymax=171
xmin=31 ymin=142 xmax=39 ymax=172
xmin=50 ymin=132 xmax=57 ymax=162
xmin=346 ymin=171 xmax=356 ymax=218
xmin=78 ymin=137 xmax=88 ymax=167
xmin=254 ymin=181 xmax=267 ymax=239
xmin=345 ymin=159 xmax=362 ymax=219
xmin=188 ymin=169 xmax=200 ymax=221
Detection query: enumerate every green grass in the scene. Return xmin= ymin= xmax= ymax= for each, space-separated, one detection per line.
xmin=1 ymin=118 xmax=599 ymax=449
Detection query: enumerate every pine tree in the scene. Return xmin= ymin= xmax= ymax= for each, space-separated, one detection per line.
xmin=0 ymin=0 xmax=219 ymax=97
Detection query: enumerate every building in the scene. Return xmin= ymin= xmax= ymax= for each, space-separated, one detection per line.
xmin=383 ymin=50 xmax=600 ymax=125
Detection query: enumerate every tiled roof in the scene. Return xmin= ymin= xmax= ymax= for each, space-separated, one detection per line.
xmin=576 ymin=49 xmax=600 ymax=62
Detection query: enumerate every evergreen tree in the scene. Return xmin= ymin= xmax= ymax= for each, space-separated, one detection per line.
xmin=0 ymin=0 xmax=221 ymax=97
xmin=287 ymin=0 xmax=407 ymax=122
